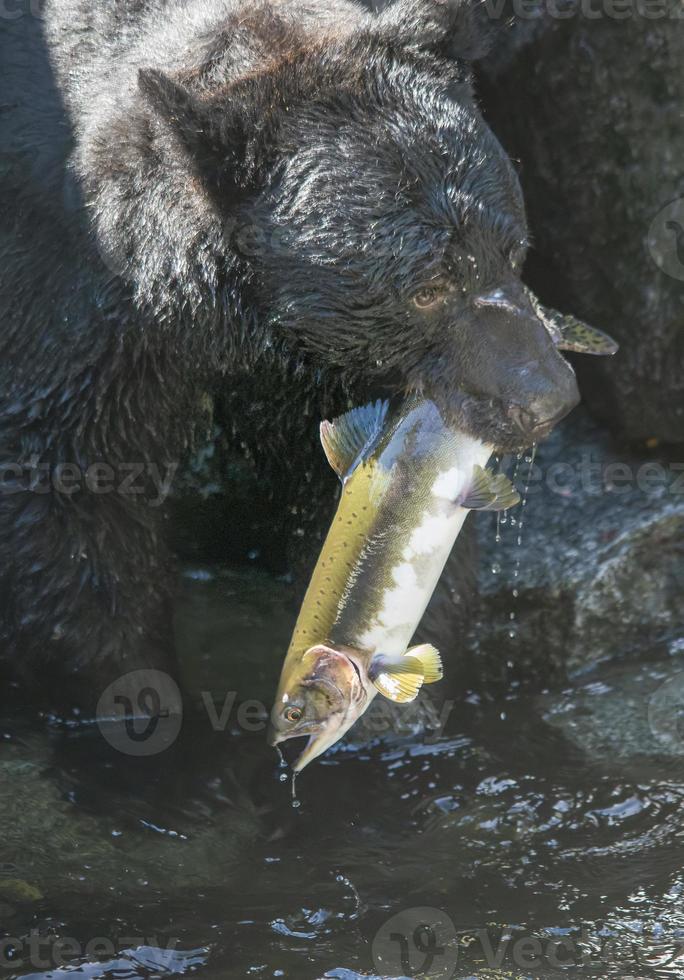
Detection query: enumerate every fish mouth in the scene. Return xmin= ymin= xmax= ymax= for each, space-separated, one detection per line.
xmin=269 ymin=714 xmax=355 ymax=772
xmin=269 ymin=728 xmax=335 ymax=773
xmin=290 ymin=734 xmax=322 ymax=773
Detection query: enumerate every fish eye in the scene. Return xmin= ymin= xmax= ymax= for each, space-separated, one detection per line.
xmin=412 ymin=286 xmax=443 ymax=309
xmin=284 ymin=705 xmax=303 ymax=724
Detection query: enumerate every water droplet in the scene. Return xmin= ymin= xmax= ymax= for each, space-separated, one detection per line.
xmin=512 ymin=588 xmax=519 ymax=598
xmin=291 ymin=773 xmax=301 ymax=809
xmin=279 ymin=772 xmax=288 ymax=783
xmin=491 ymin=562 xmax=501 ymax=575
xmin=508 ymin=629 xmax=516 ymax=639
xmin=509 ymin=612 xmax=516 ymax=621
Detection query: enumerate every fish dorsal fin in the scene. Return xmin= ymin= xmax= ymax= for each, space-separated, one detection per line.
xmin=461 ymin=465 xmax=521 ymax=512
xmin=320 ymin=399 xmax=389 ymax=481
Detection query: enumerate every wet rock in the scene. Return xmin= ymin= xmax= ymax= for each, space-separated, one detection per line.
xmin=478 ymin=3 xmax=684 ymax=444
xmin=538 ymin=656 xmax=684 ymax=766
xmin=470 ymin=408 xmax=684 ymax=683
xmin=0 ymin=729 xmax=262 ymax=907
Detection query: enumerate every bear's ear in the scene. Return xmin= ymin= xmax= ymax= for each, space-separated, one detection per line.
xmin=377 ymin=0 xmax=502 ymax=63
xmin=138 ymin=68 xmax=273 ymax=201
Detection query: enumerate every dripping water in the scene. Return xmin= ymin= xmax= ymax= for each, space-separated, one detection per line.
xmin=507 ymin=444 xmax=537 ymax=640
xmin=278 ymin=767 xmax=301 ymax=808
xmin=508 ymin=452 xmax=524 ymax=528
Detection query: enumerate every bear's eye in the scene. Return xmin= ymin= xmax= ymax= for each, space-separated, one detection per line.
xmin=412 ymin=286 xmax=443 ymax=309
xmin=284 ymin=706 xmax=303 ymax=724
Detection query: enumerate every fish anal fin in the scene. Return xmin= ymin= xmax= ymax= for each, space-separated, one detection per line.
xmin=460 ymin=465 xmax=520 ymax=512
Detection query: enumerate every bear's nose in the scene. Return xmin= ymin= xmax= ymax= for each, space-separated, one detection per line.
xmin=508 ymin=386 xmax=580 ymax=440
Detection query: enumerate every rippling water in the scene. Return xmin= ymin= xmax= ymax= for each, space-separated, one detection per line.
xmin=2 ymin=566 xmax=684 ymax=979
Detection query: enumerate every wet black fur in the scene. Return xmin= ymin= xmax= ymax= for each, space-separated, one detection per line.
xmin=0 ymin=0 xmax=577 ymax=705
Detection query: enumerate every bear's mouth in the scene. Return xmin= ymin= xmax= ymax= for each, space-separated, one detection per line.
xmin=418 ymin=388 xmax=569 ymax=456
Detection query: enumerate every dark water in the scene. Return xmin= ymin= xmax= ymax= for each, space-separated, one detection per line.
xmin=2 ymin=566 xmax=684 ymax=980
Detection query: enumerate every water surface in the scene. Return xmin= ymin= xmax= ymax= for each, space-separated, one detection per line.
xmin=2 ymin=566 xmax=684 ymax=979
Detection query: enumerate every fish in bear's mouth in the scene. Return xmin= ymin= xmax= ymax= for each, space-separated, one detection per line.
xmin=269 ymin=310 xmax=618 ymax=773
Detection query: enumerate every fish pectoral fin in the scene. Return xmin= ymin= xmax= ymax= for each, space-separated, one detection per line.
xmin=556 ymin=317 xmax=619 ymax=356
xmin=406 ymin=644 xmax=443 ymax=684
xmin=460 ymin=465 xmax=521 ymax=512
xmin=368 ymin=654 xmax=424 ymax=703
xmin=368 ymin=646 xmax=442 ymax=702
xmin=320 ymin=399 xmax=389 ymax=481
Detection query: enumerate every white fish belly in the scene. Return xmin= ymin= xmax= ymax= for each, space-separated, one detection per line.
xmin=357 ymin=441 xmax=492 ymax=656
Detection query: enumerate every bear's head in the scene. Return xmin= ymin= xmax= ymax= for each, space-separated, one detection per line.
xmin=121 ymin=0 xmax=580 ymax=452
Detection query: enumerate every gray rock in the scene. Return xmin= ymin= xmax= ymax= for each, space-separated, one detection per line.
xmin=0 ymin=730 xmax=261 ymax=904
xmin=470 ymin=408 xmax=684 ymax=681
xmin=538 ymin=656 xmax=684 ymax=766
xmin=479 ymin=3 xmax=684 ymax=444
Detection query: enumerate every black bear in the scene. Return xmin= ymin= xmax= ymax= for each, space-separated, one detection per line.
xmin=0 ymin=0 xmax=578 ymax=709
